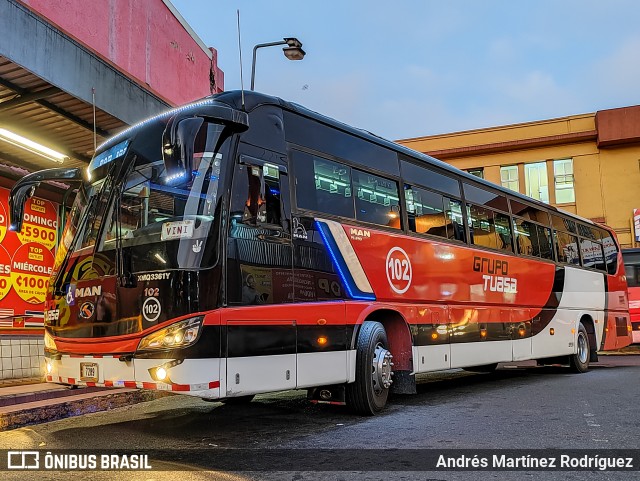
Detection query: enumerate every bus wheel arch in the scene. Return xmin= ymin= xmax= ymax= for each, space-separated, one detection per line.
xmin=579 ymin=314 xmax=598 ymax=362
xmin=360 ymin=309 xmax=416 ymax=395
xmin=569 ymin=316 xmax=593 ymax=373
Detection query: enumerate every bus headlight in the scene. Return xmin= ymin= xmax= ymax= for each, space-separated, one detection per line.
xmin=137 ymin=316 xmax=204 ymax=351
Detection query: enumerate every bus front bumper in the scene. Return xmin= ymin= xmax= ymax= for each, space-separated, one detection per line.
xmin=44 ymin=354 xmax=222 ymax=398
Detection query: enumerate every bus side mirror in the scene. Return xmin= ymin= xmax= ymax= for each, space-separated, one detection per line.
xmin=9 ymin=184 xmax=36 ymax=232
xmin=9 ymin=167 xmax=83 ymax=232
xmin=162 ymin=116 xmax=204 ymax=183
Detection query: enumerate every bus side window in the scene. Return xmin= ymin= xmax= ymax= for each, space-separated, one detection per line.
xmin=242 ymin=165 xmax=267 ymax=225
xmin=554 ymin=230 xmax=580 ymax=265
xmin=495 ymin=212 xmax=514 ymax=252
xmin=445 ymin=198 xmax=465 ymax=242
xmin=231 ymin=163 xmax=284 ymax=228
xmin=405 ymin=184 xmax=447 ymax=238
xmin=601 ymin=231 xmax=618 ymax=275
xmin=292 ymin=151 xmax=355 ymax=219
xmin=352 ymin=169 xmax=401 ymax=229
xmin=513 ymin=217 xmax=534 ymax=256
xmin=467 ymin=203 xmax=497 ymax=249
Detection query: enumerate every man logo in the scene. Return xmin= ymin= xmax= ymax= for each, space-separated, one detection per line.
xmin=79 ymin=302 xmax=95 ymax=319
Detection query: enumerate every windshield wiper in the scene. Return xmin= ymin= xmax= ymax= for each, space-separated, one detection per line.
xmin=52 ymin=194 xmax=97 ymax=296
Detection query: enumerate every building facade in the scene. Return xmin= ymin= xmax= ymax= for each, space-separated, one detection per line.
xmin=397 ymin=105 xmax=640 ymax=248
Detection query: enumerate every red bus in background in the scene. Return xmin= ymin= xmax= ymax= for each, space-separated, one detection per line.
xmin=622 ymin=249 xmax=640 ymax=343
xmin=9 ymin=91 xmax=634 ymax=415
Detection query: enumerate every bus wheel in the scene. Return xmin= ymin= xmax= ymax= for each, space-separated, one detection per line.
xmin=346 ymin=321 xmax=393 ymax=415
xmin=219 ymin=395 xmax=255 ymax=404
xmin=569 ymin=323 xmax=590 ymax=373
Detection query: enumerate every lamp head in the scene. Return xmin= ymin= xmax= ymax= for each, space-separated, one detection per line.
xmin=283 ymin=46 xmax=306 ymax=61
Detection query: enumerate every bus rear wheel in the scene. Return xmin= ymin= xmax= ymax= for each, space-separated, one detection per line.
xmin=569 ymin=323 xmax=590 ymax=373
xmin=346 ymin=321 xmax=394 ymax=415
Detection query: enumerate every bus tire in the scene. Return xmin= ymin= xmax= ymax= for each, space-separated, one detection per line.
xmin=346 ymin=321 xmax=393 ymax=415
xmin=569 ymin=323 xmax=590 ymax=373
xmin=219 ymin=395 xmax=255 ymax=405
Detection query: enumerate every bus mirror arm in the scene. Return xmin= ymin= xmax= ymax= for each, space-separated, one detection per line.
xmin=9 ymin=168 xmax=83 ymax=232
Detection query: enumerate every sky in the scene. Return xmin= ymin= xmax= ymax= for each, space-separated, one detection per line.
xmin=170 ymin=0 xmax=640 ymax=141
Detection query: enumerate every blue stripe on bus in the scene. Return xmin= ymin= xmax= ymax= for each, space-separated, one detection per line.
xmin=315 ymin=221 xmax=375 ymax=302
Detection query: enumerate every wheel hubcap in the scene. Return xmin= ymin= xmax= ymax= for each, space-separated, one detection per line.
xmin=577 ymin=332 xmax=588 ymax=364
xmin=371 ymin=343 xmax=393 ymax=394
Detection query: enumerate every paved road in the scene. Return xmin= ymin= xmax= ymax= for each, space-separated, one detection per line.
xmin=1 ymin=355 xmax=639 ymax=481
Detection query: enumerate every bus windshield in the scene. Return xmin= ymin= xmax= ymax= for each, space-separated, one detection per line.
xmin=98 ymin=148 xmax=224 ymax=273
xmin=53 ymin=120 xmax=230 ymax=294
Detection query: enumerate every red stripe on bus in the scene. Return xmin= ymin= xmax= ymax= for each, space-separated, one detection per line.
xmin=170 ymin=384 xmax=191 ymax=392
xmin=124 ymin=381 xmax=137 ymax=388
xmin=226 ymin=319 xmax=294 ymax=326
xmin=104 ymin=381 xmax=114 ymax=387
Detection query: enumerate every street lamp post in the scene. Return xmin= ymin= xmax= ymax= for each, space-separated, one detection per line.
xmin=250 ymin=37 xmax=305 ymax=91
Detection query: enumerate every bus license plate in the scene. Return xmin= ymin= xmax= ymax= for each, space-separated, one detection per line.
xmin=80 ymin=362 xmax=99 ymax=382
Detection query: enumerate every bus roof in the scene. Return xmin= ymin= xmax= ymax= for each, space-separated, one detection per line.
xmin=215 ymin=90 xmax=604 ymax=231
xmin=102 ymin=89 xmax=605 ymax=232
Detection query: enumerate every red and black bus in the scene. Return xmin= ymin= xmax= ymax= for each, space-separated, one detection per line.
xmin=10 ymin=91 xmax=633 ymax=414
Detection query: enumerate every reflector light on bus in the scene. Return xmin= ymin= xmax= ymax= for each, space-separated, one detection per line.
xmin=44 ymin=331 xmax=57 ymax=351
xmin=431 ymin=332 xmax=438 ymax=340
xmin=317 ymin=336 xmax=328 ymax=346
xmin=550 ymin=328 xmax=555 ymax=335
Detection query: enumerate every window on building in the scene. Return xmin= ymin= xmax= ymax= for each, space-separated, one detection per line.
xmin=554 ymin=159 xmax=575 ymax=204
xmin=524 ymin=162 xmax=549 ymax=203
xmin=500 ymin=165 xmax=519 ymax=192
xmin=467 ymin=168 xmax=484 ymax=179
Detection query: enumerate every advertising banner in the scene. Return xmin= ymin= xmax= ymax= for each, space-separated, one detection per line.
xmin=635 ymin=209 xmax=640 ymax=242
xmin=0 ymin=187 xmax=58 ymax=333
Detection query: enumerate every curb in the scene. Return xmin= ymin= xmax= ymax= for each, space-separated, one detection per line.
xmin=0 ymin=389 xmax=171 ymax=432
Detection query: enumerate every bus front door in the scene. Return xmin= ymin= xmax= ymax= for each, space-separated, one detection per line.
xmin=224 ymin=153 xmax=295 ymax=396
